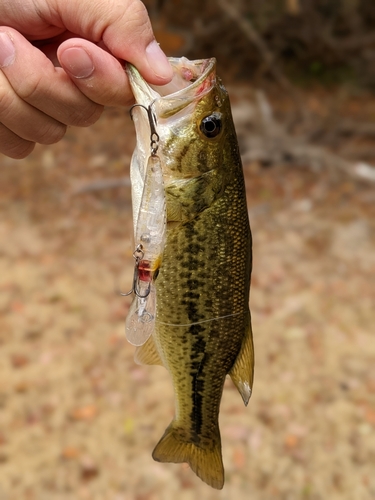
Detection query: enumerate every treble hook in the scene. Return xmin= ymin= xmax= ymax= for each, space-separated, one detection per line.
xmin=119 ymin=244 xmax=151 ymax=299
xmin=129 ymin=103 xmax=160 ymax=156
xmin=121 ymin=102 xmax=160 ymax=300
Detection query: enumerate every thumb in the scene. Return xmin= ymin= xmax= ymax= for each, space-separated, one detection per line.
xmin=50 ymin=0 xmax=173 ymax=84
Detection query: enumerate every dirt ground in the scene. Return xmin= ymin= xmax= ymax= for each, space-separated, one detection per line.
xmin=0 ymin=89 xmax=374 ymax=500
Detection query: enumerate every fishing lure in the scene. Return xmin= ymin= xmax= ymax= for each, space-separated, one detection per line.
xmin=122 ymin=104 xmax=166 ymax=346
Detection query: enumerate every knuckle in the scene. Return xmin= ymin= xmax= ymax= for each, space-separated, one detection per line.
xmin=0 ymin=123 xmax=35 ymax=158
xmin=0 ymin=88 xmax=14 ymax=117
xmin=110 ymin=88 xmax=133 ymax=107
xmin=97 ymin=79 xmax=134 ymax=106
xmin=121 ymin=1 xmax=153 ymax=38
xmin=90 ymin=87 xmax=125 ymax=107
xmin=17 ymin=72 xmax=45 ymax=102
xmin=69 ymin=103 xmax=103 ymax=127
xmin=6 ymin=140 xmax=35 ymax=159
xmin=38 ymin=122 xmax=67 ymax=145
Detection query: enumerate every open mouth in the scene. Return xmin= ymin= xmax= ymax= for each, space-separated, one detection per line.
xmin=151 ymin=58 xmax=215 ymax=97
xmin=127 ymin=57 xmax=216 ymax=105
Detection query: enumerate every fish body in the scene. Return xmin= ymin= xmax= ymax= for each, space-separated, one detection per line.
xmin=126 ymin=58 xmax=253 ymax=489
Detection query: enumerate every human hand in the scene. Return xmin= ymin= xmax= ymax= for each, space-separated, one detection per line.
xmin=0 ymin=0 xmax=173 ymax=158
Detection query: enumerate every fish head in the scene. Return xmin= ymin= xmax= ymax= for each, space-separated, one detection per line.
xmin=127 ymin=57 xmax=238 ymax=227
xmin=127 ymin=57 xmax=236 ymax=183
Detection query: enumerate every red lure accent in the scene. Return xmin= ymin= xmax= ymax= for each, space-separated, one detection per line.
xmin=138 ymin=260 xmax=152 ymax=282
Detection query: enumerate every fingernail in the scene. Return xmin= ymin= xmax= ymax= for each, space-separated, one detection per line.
xmin=0 ymin=32 xmax=15 ymax=68
xmin=145 ymin=40 xmax=173 ymax=81
xmin=59 ymin=47 xmax=94 ymax=79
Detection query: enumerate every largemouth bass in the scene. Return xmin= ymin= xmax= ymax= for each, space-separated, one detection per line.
xmin=125 ymin=57 xmax=253 ymax=489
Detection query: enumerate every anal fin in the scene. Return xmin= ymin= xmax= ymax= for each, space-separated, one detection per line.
xmin=229 ymin=310 xmax=254 ymax=406
xmin=134 ymin=335 xmax=164 ymax=366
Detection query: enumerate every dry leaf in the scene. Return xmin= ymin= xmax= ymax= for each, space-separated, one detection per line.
xmin=61 ymin=446 xmax=81 ymax=460
xmin=284 ymin=434 xmax=300 ymax=449
xmin=70 ymin=405 xmax=98 ymax=421
xmin=11 ymin=354 xmax=29 ymax=369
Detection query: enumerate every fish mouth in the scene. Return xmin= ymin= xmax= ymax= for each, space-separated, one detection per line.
xmin=127 ymin=57 xmax=216 ymax=111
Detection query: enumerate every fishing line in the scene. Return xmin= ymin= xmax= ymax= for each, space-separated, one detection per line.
xmin=157 ymin=311 xmax=243 ymax=327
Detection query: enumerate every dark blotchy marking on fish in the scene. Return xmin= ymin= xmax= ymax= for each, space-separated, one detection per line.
xmin=189 ymin=322 xmax=206 ymax=439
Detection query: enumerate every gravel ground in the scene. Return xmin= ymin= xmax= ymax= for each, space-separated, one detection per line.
xmin=0 ymin=101 xmax=374 ymax=500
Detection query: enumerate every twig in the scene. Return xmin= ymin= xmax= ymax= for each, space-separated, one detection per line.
xmin=335 ymin=119 xmax=375 ymax=138
xmin=240 ymin=131 xmax=375 ymax=183
xmin=216 ymin=0 xmax=306 ymax=116
xmin=232 ymin=92 xmax=375 ymax=183
xmin=327 ymin=32 xmax=375 ymax=52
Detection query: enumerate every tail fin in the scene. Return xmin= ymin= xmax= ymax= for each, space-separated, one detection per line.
xmin=152 ymin=423 xmax=224 ymax=490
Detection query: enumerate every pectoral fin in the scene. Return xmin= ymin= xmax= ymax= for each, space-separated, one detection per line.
xmin=134 ymin=335 xmax=164 ymax=366
xmin=229 ymin=311 xmax=254 ymax=406
xmin=165 ymin=170 xmax=224 ymax=222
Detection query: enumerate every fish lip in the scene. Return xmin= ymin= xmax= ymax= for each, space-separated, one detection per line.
xmin=126 ymin=65 xmax=160 ymax=108
xmin=126 ymin=57 xmax=216 ymax=110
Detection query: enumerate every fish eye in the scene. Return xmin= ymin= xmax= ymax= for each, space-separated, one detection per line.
xmin=200 ymin=113 xmax=222 ymax=138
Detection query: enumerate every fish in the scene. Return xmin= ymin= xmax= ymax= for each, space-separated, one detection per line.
xmin=125 ymin=57 xmax=254 ymax=490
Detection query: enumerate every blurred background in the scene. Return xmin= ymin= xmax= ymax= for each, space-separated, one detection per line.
xmin=0 ymin=1 xmax=374 ymax=499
